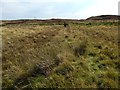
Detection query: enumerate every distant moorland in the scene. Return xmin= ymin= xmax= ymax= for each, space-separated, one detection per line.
xmin=1 ymin=15 xmax=119 ymax=89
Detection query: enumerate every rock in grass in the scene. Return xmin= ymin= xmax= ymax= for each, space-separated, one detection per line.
xmin=30 ymin=56 xmax=62 ymax=77
xmin=42 ymin=35 xmax=47 ymax=39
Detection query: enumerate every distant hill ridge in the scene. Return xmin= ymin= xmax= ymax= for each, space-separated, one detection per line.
xmin=86 ymin=15 xmax=120 ymax=20
xmin=1 ymin=15 xmax=120 ymax=25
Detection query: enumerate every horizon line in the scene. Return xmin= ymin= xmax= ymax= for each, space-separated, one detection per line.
xmin=0 ymin=14 xmax=119 ymax=21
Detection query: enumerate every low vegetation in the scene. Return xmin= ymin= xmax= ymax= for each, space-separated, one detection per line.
xmin=2 ymin=19 xmax=119 ymax=89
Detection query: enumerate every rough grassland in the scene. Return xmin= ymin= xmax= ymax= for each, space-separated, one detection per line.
xmin=2 ymin=21 xmax=119 ymax=89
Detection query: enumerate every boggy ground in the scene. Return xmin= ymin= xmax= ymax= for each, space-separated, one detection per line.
xmin=2 ymin=21 xmax=119 ymax=89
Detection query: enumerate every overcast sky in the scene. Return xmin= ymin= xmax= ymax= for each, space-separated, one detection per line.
xmin=0 ymin=0 xmax=119 ymax=20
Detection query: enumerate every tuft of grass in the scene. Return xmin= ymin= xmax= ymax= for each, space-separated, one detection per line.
xmin=74 ymin=41 xmax=87 ymax=57
xmin=55 ymin=63 xmax=73 ymax=76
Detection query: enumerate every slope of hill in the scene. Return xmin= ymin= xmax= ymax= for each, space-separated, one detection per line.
xmin=1 ymin=15 xmax=119 ymax=89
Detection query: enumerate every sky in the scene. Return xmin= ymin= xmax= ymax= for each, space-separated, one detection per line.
xmin=0 ymin=0 xmax=119 ymax=20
